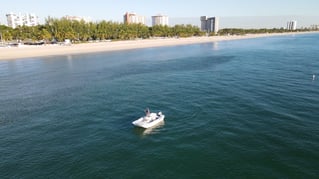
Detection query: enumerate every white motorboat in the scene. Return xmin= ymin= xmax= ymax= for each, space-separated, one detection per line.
xmin=132 ymin=108 xmax=165 ymax=129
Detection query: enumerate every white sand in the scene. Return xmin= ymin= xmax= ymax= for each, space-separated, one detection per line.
xmin=0 ymin=32 xmax=316 ymax=60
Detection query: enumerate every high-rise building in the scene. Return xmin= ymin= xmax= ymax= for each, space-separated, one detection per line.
xmin=123 ymin=12 xmax=145 ymax=25
xmin=152 ymin=15 xmax=169 ymax=26
xmin=200 ymin=16 xmax=219 ymax=34
xmin=6 ymin=12 xmax=38 ymax=28
xmin=64 ymin=15 xmax=91 ymax=23
xmin=212 ymin=17 xmax=219 ymax=33
xmin=200 ymin=16 xmax=208 ymax=32
xmin=287 ymin=21 xmax=297 ymax=30
xmin=6 ymin=13 xmax=22 ymax=28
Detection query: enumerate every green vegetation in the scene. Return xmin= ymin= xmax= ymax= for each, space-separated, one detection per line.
xmin=0 ymin=17 xmax=203 ymax=42
xmin=0 ymin=24 xmax=51 ymax=42
xmin=217 ymin=28 xmax=315 ymax=35
xmin=0 ymin=17 xmax=318 ymax=43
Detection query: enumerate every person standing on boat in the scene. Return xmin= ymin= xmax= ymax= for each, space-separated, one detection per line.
xmin=145 ymin=108 xmax=150 ymax=116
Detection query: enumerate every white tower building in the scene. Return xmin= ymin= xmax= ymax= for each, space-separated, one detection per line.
xmin=152 ymin=15 xmax=169 ymax=26
xmin=6 ymin=12 xmax=38 ymax=28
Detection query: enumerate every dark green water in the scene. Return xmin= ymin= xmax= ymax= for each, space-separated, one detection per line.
xmin=1 ymin=34 xmax=319 ymax=178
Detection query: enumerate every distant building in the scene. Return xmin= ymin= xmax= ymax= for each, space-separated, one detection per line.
xmin=64 ymin=15 xmax=91 ymax=23
xmin=152 ymin=15 xmax=169 ymax=26
xmin=6 ymin=12 xmax=39 ymax=28
xmin=123 ymin=12 xmax=145 ymax=25
xmin=6 ymin=13 xmax=21 ymax=28
xmin=310 ymin=24 xmax=319 ymax=30
xmin=287 ymin=20 xmax=297 ymax=30
xmin=201 ymin=16 xmax=219 ymax=34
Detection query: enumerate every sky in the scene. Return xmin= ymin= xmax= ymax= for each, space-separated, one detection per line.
xmin=1 ymin=0 xmax=319 ymax=28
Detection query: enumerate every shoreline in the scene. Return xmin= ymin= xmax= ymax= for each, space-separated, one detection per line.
xmin=0 ymin=32 xmax=318 ymax=60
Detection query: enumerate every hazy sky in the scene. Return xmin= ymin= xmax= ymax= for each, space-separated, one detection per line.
xmin=1 ymin=0 xmax=319 ymax=27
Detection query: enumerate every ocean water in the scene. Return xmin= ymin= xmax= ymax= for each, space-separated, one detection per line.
xmin=1 ymin=34 xmax=319 ymax=178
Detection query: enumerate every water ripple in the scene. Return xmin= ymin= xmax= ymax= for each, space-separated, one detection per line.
xmin=1 ymin=34 xmax=319 ymax=178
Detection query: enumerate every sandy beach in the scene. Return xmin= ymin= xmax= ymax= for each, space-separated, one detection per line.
xmin=0 ymin=32 xmax=316 ymax=60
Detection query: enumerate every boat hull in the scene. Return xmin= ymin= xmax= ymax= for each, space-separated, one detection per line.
xmin=132 ymin=114 xmax=165 ymax=129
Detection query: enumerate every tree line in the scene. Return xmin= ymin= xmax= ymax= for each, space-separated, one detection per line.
xmin=0 ymin=17 xmax=317 ymax=43
xmin=217 ymin=28 xmax=315 ymax=35
xmin=0 ymin=17 xmax=204 ymax=42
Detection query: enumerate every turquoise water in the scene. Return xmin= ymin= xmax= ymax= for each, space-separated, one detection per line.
xmin=1 ymin=34 xmax=319 ymax=178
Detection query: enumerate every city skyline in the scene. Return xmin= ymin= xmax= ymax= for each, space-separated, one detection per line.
xmin=1 ymin=0 xmax=319 ymax=28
